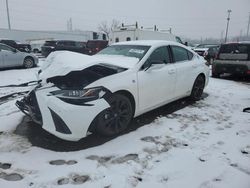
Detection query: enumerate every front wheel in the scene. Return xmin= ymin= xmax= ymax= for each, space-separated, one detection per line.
xmin=190 ymin=75 xmax=205 ymax=101
xmin=95 ymin=94 xmax=133 ymax=136
xmin=23 ymin=57 xmax=34 ymax=68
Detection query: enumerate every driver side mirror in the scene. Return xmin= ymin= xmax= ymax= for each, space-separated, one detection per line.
xmin=12 ymin=49 xmax=17 ymax=53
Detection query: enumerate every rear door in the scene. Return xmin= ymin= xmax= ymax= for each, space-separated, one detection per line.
xmin=170 ymin=45 xmax=197 ymax=97
xmin=137 ymin=46 xmax=176 ymax=111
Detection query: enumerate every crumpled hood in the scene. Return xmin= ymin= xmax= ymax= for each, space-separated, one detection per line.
xmin=39 ymin=51 xmax=139 ymax=80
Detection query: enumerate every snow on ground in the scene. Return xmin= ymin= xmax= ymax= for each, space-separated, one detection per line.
xmin=0 ymin=63 xmax=250 ymax=188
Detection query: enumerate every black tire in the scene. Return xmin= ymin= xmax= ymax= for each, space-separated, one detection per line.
xmin=23 ymin=57 xmax=34 ymax=68
xmin=95 ymin=94 xmax=133 ymax=136
xmin=190 ymin=75 xmax=205 ymax=101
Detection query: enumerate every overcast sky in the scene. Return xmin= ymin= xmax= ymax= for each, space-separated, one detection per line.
xmin=0 ymin=0 xmax=249 ymax=39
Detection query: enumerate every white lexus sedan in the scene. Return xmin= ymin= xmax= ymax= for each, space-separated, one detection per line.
xmin=16 ymin=40 xmax=209 ymax=141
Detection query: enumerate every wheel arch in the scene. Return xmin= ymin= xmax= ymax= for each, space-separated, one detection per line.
xmin=87 ymin=89 xmax=136 ymax=134
xmin=197 ymin=72 xmax=206 ymax=81
xmin=114 ymin=90 xmax=136 ymax=117
xmin=24 ymin=56 xmax=35 ymax=61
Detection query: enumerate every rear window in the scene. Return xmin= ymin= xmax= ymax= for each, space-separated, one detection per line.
xmin=219 ymin=44 xmax=250 ymax=60
xmin=220 ymin=44 xmax=249 ymax=54
xmin=171 ymin=46 xmax=191 ymax=62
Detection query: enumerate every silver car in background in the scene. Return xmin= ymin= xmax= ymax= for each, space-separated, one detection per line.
xmin=0 ymin=43 xmax=38 ymax=69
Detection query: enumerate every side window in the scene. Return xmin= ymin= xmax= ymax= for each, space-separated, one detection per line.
xmin=126 ymin=37 xmax=131 ymax=41
xmin=220 ymin=44 xmax=236 ymax=53
xmin=237 ymin=44 xmax=248 ymax=54
xmin=149 ymin=46 xmax=171 ymax=64
xmin=115 ymin=38 xmax=119 ymax=43
xmin=0 ymin=44 xmax=13 ymax=52
xmin=142 ymin=46 xmax=170 ymax=69
xmin=171 ymin=46 xmax=189 ymax=62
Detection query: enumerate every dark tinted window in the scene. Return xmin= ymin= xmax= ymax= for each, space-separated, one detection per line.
xmin=171 ymin=46 xmax=189 ymax=62
xmin=218 ymin=44 xmax=250 ymax=60
xmin=220 ymin=44 xmax=250 ymax=54
xmin=0 ymin=44 xmax=14 ymax=51
xmin=115 ymin=38 xmax=119 ymax=42
xmin=149 ymin=46 xmax=171 ymax=64
xmin=219 ymin=44 xmax=236 ymax=53
xmin=237 ymin=45 xmax=248 ymax=53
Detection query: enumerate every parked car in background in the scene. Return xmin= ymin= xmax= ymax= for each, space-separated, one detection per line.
xmin=16 ymin=40 xmax=209 ymax=141
xmin=41 ymin=40 xmax=87 ymax=57
xmin=194 ymin=44 xmax=219 ymax=64
xmin=0 ymin=43 xmax=38 ymax=69
xmin=0 ymin=39 xmax=31 ymax=53
xmin=212 ymin=42 xmax=250 ymax=77
xmin=41 ymin=40 xmax=58 ymax=57
xmin=86 ymin=40 xmax=108 ymax=55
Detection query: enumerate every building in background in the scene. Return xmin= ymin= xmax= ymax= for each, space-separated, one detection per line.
xmin=0 ymin=28 xmax=106 ymax=43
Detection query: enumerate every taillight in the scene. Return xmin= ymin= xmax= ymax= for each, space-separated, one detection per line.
xmin=246 ymin=70 xmax=250 ymax=74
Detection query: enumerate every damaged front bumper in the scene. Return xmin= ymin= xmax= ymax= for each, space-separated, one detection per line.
xmin=16 ymin=90 xmax=43 ymax=125
xmin=16 ymin=86 xmax=110 ymax=141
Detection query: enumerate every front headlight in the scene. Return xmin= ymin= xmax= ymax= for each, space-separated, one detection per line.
xmin=50 ymin=87 xmax=109 ymax=104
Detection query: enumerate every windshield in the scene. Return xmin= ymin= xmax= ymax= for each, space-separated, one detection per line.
xmin=97 ymin=45 xmax=150 ymax=60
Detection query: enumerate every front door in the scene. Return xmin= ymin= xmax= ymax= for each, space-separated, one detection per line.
xmin=137 ymin=46 xmax=176 ymax=112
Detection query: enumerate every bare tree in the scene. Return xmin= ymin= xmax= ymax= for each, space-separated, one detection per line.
xmin=98 ymin=19 xmax=120 ymax=39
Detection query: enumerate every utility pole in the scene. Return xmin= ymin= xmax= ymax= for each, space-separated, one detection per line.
xmin=247 ymin=12 xmax=250 ymax=37
xmin=225 ymin=9 xmax=232 ymax=43
xmin=6 ymin=0 xmax=11 ymax=30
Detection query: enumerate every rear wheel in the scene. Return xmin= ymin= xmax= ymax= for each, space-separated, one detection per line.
xmin=190 ymin=75 xmax=205 ymax=101
xmin=95 ymin=94 xmax=133 ymax=136
xmin=23 ymin=57 xmax=34 ymax=68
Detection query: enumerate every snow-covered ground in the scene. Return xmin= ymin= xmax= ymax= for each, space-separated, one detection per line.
xmin=0 ymin=63 xmax=250 ymax=188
